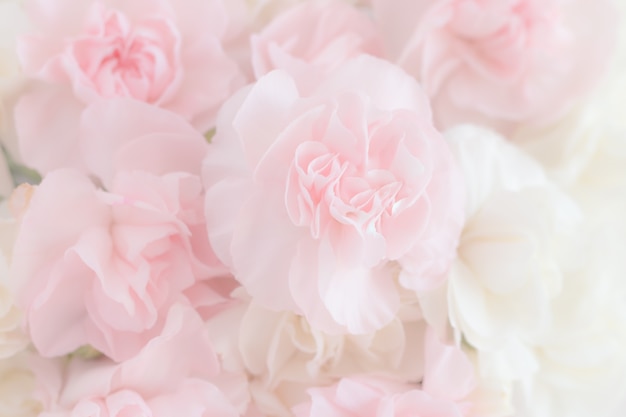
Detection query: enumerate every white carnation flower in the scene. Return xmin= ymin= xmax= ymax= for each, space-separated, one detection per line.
xmin=419 ymin=125 xmax=582 ymax=387
xmin=427 ymin=125 xmax=626 ymax=417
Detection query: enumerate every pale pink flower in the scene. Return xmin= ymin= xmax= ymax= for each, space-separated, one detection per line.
xmin=251 ymin=1 xmax=383 ymax=92
xmin=15 ymin=0 xmax=245 ymax=173
xmin=11 ymin=98 xmax=232 ymax=361
xmin=34 ymin=305 xmax=240 ymax=417
xmin=10 ymin=165 xmax=225 ymax=361
xmin=203 ymin=55 xmax=464 ymax=334
xmin=372 ymin=0 xmax=617 ymax=132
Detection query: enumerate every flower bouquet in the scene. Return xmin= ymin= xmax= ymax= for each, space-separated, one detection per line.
xmin=1 ymin=0 xmax=626 ymax=416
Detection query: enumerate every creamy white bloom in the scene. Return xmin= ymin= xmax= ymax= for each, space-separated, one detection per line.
xmin=206 ymin=290 xmax=425 ymax=417
xmin=435 ymin=126 xmax=626 ymax=417
xmin=510 ymin=229 xmax=626 ymax=417
xmin=418 ymin=126 xmax=582 ymax=387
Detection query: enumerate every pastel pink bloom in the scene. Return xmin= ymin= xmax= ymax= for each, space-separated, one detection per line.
xmin=35 ymin=305 xmax=240 ymax=417
xmin=203 ymin=55 xmax=464 ymax=334
xmin=10 ymin=166 xmax=225 ymax=361
xmin=16 ymin=0 xmax=245 ymax=173
xmin=251 ymin=1 xmax=383 ymax=91
xmin=293 ymin=329 xmax=475 ymax=417
xmin=372 ymin=0 xmax=617 ymax=131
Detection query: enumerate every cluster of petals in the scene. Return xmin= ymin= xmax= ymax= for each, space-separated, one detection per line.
xmin=35 ymin=305 xmax=240 ymax=417
xmin=203 ymin=55 xmax=465 ymax=335
xmin=293 ymin=328 xmax=476 ymax=417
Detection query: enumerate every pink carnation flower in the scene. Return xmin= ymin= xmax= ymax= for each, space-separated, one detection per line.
xmin=373 ymin=0 xmax=617 ymax=132
xmin=10 ymin=100 xmax=229 ymax=361
xmin=11 ymin=168 xmax=224 ymax=361
xmin=203 ymin=55 xmax=464 ymax=334
xmin=16 ymin=0 xmax=245 ymax=174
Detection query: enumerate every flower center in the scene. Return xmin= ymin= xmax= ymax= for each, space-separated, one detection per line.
xmin=286 ymin=139 xmax=403 ymax=239
xmin=70 ymin=7 xmax=180 ymax=103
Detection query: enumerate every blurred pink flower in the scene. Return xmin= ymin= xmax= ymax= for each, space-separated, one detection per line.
xmin=373 ymin=0 xmax=617 ymax=132
xmin=251 ymin=1 xmax=382 ymax=92
xmin=16 ymin=0 xmax=245 ymax=173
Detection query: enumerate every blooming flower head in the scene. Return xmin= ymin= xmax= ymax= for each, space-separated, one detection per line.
xmin=16 ymin=0 xmax=245 ymax=173
xmin=203 ymin=55 xmax=464 ymax=334
xmin=373 ymin=0 xmax=617 ymax=132
xmin=10 ymin=100 xmax=225 ymax=361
